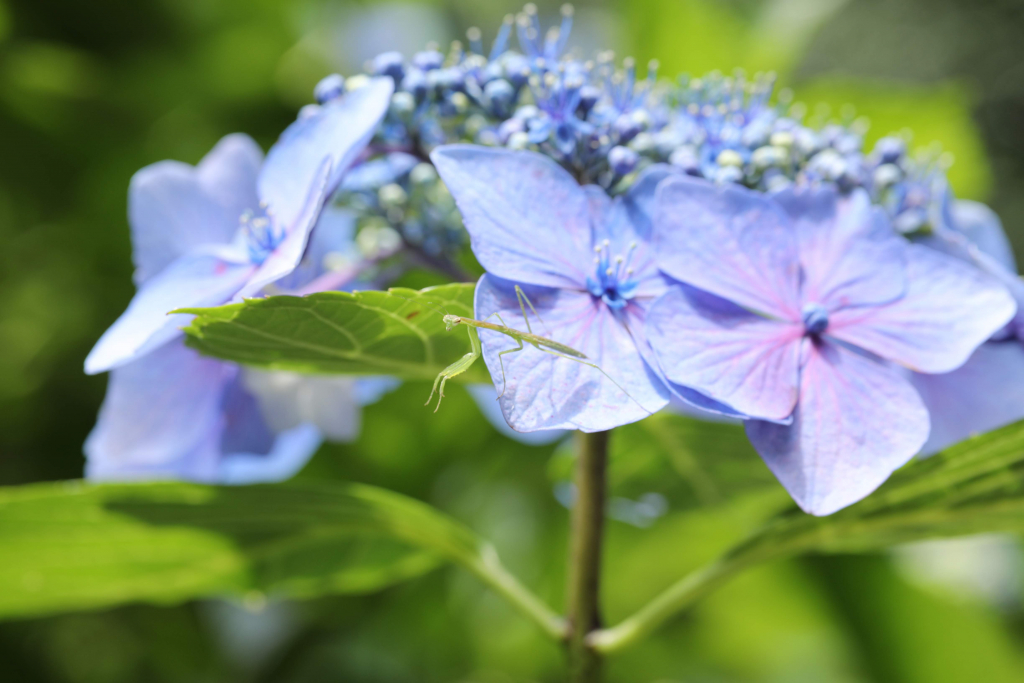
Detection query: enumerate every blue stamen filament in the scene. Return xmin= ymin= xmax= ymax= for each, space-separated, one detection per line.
xmin=241 ymin=205 xmax=285 ymax=265
xmin=587 ymin=239 xmax=639 ymax=310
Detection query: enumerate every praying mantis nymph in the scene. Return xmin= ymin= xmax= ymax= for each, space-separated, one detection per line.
xmin=424 ymin=285 xmax=644 ymax=415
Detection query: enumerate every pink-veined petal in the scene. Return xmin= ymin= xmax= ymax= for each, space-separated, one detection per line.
xmin=646 ymin=284 xmax=803 ymax=421
xmin=775 ymin=186 xmax=907 ymax=309
xmin=474 ymin=275 xmax=669 ymax=432
xmin=654 ymin=174 xmax=801 ymax=320
xmin=746 ymin=340 xmax=930 ymax=516
xmin=829 ymin=244 xmax=1016 ymax=373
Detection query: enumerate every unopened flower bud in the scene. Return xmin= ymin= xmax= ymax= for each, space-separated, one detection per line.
xmin=608 ymin=145 xmax=639 ymax=175
xmin=378 ymin=183 xmax=407 ymax=208
xmin=410 ymin=163 xmax=438 ymax=186
xmin=372 ymin=51 xmax=405 ymax=81
xmin=313 ymin=74 xmax=344 ymax=104
xmin=669 ymin=146 xmax=700 ymax=175
xmin=716 ymin=149 xmax=743 ymax=167
xmin=873 ymin=163 xmax=902 ymax=188
xmin=752 ymin=145 xmax=786 ymax=169
xmin=389 ymin=91 xmax=415 ymax=117
xmin=874 ymin=136 xmax=906 ymax=164
xmin=412 ymin=49 xmax=445 ymax=71
xmin=345 ymin=74 xmax=370 ymax=91
xmin=507 ymin=131 xmax=530 ymax=150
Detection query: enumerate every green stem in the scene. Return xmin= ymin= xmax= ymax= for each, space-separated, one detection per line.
xmin=565 ymin=430 xmax=609 ymax=682
xmin=464 ymin=544 xmax=567 ymax=640
xmin=587 ymin=546 xmax=776 ymax=654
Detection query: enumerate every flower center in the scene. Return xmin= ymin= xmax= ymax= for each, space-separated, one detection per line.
xmin=801 ymin=302 xmax=829 ymax=335
xmin=586 ymin=239 xmax=639 ymax=310
xmin=240 ymin=203 xmax=284 ymax=265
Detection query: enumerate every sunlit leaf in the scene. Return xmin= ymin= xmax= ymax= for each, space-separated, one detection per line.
xmin=752 ymin=419 xmax=1024 ymax=556
xmin=594 ymin=419 xmax=1024 ymax=651
xmin=179 ymin=283 xmax=488 ymax=382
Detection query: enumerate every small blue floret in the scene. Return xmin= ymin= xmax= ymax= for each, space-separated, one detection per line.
xmin=801 ymin=302 xmax=829 ymax=335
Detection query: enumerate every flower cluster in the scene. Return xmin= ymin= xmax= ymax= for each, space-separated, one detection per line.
xmin=85 ymin=4 xmax=1024 ymax=517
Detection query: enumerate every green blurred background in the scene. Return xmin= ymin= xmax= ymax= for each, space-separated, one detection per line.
xmin=4 ymin=0 xmax=1024 ymax=680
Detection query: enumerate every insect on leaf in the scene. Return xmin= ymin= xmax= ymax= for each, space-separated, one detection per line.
xmin=178 ymin=284 xmax=489 ymax=382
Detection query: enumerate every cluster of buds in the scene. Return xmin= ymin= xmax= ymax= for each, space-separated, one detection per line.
xmin=313 ymin=3 xmax=958 ymax=269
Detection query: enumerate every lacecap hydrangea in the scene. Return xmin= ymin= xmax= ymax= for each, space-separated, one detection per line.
xmin=85 ymin=3 xmax=1024 ymax=516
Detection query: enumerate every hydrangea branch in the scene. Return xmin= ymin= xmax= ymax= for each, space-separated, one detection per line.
xmin=565 ymin=431 xmax=610 ymax=680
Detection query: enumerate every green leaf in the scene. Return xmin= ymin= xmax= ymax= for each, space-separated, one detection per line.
xmin=0 ymin=479 xmax=560 ymax=635
xmin=593 ymin=419 xmax=1024 ymax=652
xmin=178 ymin=283 xmax=489 ymax=382
xmin=750 ymin=419 xmax=1024 ymax=556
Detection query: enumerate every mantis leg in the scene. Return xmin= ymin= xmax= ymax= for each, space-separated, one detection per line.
xmin=495 ymin=334 xmax=525 ymax=398
xmin=515 ymin=285 xmax=548 ymax=334
xmin=473 ymin=312 xmax=526 ymax=399
xmin=425 ymin=325 xmax=482 ymax=412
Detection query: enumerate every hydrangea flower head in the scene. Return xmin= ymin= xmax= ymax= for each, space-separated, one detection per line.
xmin=647 ymin=177 xmax=1015 ymax=515
xmin=84 ymin=78 xmax=393 ymax=374
xmin=83 ymin=77 xmax=395 ymax=484
xmin=431 ymin=144 xmax=671 ymax=432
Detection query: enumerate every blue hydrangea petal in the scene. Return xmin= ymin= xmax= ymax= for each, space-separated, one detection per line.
xmin=258 ymin=77 xmax=393 ymax=229
xmin=217 ymin=425 xmax=322 ymax=485
xmin=84 ymin=341 xmax=235 ymax=482
xmin=129 ymin=133 xmax=262 ymax=285
xmin=654 ymin=175 xmax=802 ymax=321
xmin=475 ymin=274 xmax=669 ymax=432
xmin=588 ymin=165 xmax=676 ymax=300
xmin=647 ymin=284 xmax=802 ymax=421
xmin=84 ymin=254 xmax=256 ymax=374
xmin=922 ymin=197 xmax=1024 ymax=339
xmin=829 ymin=244 xmax=1016 ymax=374
xmin=355 ymin=377 xmax=402 ymax=405
xmin=241 ymin=369 xmax=361 ymax=442
xmin=236 ymin=159 xmax=332 ymax=299
xmin=911 ymin=340 xmax=1024 ymax=455
xmin=775 ymin=186 xmax=907 ymax=309
xmin=431 ymin=145 xmax=595 ymax=289
xmin=272 ymin=204 xmax=359 ymax=293
xmin=466 ymin=384 xmax=568 ymax=445
xmin=950 ymin=199 xmax=1017 ymax=272
xmin=746 ymin=340 xmax=930 ymax=516
xmin=219 ymin=375 xmax=276 ymax=455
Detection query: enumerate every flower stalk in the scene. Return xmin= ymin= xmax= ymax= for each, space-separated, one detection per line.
xmin=565 ymin=430 xmax=609 ymax=682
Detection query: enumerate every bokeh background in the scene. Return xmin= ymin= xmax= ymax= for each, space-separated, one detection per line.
xmin=4 ymin=0 xmax=1024 ymax=680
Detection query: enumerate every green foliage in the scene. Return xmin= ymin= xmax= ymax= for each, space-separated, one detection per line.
xmin=617 ymin=0 xmax=848 ymax=80
xmin=0 ymin=480 xmax=482 ymax=620
xmin=750 ymin=419 xmax=1024 ymax=557
xmin=179 ymin=284 xmax=489 ymax=382
xmin=591 ymin=417 xmax=1024 ymax=652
